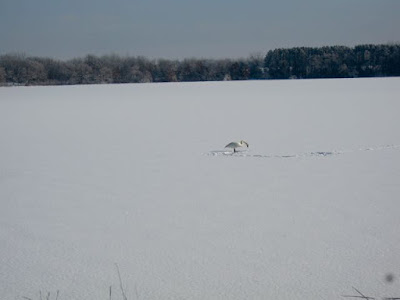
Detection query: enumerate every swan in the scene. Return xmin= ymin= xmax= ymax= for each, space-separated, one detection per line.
xmin=225 ymin=140 xmax=249 ymax=152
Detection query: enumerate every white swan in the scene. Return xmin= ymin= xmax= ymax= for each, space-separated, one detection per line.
xmin=225 ymin=140 xmax=249 ymax=152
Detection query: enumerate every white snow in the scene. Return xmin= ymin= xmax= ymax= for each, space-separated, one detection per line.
xmin=0 ymin=78 xmax=399 ymax=300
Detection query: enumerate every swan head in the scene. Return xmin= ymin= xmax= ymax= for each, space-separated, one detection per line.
xmin=240 ymin=140 xmax=249 ymax=147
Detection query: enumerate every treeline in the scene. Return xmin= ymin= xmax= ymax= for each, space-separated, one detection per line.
xmin=0 ymin=44 xmax=399 ymax=86
xmin=265 ymin=44 xmax=400 ymax=79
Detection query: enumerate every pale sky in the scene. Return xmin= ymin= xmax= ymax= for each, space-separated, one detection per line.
xmin=1 ymin=0 xmax=399 ymax=60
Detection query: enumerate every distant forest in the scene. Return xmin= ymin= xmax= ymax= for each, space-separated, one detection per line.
xmin=0 ymin=44 xmax=399 ymax=86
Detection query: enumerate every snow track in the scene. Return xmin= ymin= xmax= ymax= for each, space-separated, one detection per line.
xmin=206 ymin=144 xmax=400 ymax=158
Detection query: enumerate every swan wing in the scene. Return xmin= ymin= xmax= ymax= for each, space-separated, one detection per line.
xmin=225 ymin=142 xmax=239 ymax=148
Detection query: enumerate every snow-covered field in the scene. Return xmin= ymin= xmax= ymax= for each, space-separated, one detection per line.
xmin=1 ymin=78 xmax=399 ymax=300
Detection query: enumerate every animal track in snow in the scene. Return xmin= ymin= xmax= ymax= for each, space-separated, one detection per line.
xmin=204 ymin=144 xmax=400 ymax=159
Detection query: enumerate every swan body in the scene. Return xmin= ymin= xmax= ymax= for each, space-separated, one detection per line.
xmin=225 ymin=140 xmax=249 ymax=152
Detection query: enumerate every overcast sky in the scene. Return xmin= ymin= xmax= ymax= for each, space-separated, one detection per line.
xmin=1 ymin=0 xmax=399 ymax=60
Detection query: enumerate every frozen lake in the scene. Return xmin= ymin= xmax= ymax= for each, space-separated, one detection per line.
xmin=1 ymin=78 xmax=400 ymax=299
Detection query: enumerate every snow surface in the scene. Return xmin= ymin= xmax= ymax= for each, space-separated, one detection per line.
xmin=1 ymin=78 xmax=400 ymax=300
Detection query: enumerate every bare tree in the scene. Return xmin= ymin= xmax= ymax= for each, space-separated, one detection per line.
xmin=0 ymin=66 xmax=5 ymax=85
